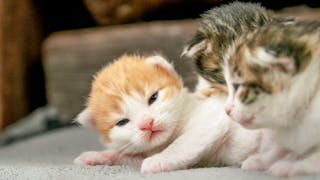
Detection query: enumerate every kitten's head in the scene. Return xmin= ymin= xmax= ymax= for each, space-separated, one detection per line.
xmin=182 ymin=2 xmax=271 ymax=97
xmin=76 ymin=55 xmax=184 ymax=154
xmin=224 ymin=22 xmax=316 ymax=129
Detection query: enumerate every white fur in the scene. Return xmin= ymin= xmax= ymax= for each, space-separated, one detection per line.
xmin=195 ymin=76 xmax=212 ymax=91
xmin=247 ymin=47 xmax=275 ymax=66
xmin=250 ymin=47 xmax=294 ymax=73
xmin=181 ymin=40 xmax=206 ymax=58
xmin=224 ymin=60 xmax=235 ymax=110
xmin=140 ymin=94 xmax=263 ymax=173
xmin=194 ymin=76 xmax=212 ymax=98
xmin=74 ymin=108 xmax=94 ymax=128
xmin=74 ymin=150 xmax=144 ymax=166
xmin=146 ymin=55 xmax=175 ymax=73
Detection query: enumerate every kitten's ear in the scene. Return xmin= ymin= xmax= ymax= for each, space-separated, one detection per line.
xmin=181 ymin=36 xmax=206 ymax=58
xmin=146 ymin=55 xmax=175 ymax=72
xmin=252 ymin=47 xmax=295 ymax=74
xmin=74 ymin=108 xmax=95 ymax=128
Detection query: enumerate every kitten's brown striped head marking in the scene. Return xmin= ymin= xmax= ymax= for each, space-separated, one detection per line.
xmin=224 ymin=20 xmax=319 ymax=129
xmin=75 ymin=55 xmax=186 ymax=154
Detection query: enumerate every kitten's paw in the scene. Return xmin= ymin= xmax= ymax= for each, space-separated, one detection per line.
xmin=73 ymin=151 xmax=117 ymax=166
xmin=241 ymin=156 xmax=267 ymax=171
xmin=268 ymin=161 xmax=306 ymax=177
xmin=141 ymin=154 xmax=180 ymax=174
xmin=268 ymin=161 xmax=292 ymax=177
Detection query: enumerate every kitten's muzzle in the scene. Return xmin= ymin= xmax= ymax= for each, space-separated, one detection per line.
xmin=139 ymin=118 xmax=165 ymax=141
xmin=225 ymin=106 xmax=232 ymax=116
xmin=139 ymin=118 xmax=155 ymax=131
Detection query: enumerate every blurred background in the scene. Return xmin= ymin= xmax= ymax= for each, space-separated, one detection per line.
xmin=0 ymin=0 xmax=319 ymax=146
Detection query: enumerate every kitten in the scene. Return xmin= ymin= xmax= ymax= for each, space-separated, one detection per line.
xmin=73 ymin=54 xmax=271 ymax=173
xmin=182 ymin=2 xmax=284 ymax=172
xmin=182 ymin=2 xmax=271 ymax=96
xmin=182 ymin=2 xmax=293 ymax=97
xmin=224 ymin=20 xmax=320 ymax=177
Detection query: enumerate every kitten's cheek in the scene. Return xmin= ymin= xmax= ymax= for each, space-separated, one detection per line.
xmin=229 ymin=110 xmax=254 ymax=127
xmin=227 ymin=109 xmax=241 ymax=122
xmin=238 ymin=115 xmax=255 ymax=127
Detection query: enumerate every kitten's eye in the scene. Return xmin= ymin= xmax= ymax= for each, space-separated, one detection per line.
xmin=116 ymin=119 xmax=130 ymax=126
xmin=148 ymin=91 xmax=158 ymax=105
xmin=233 ymin=83 xmax=240 ymax=91
xmin=266 ymin=48 xmax=278 ymax=57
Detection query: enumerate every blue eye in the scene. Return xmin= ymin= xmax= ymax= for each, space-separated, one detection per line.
xmin=116 ymin=119 xmax=129 ymax=126
xmin=148 ymin=91 xmax=158 ymax=105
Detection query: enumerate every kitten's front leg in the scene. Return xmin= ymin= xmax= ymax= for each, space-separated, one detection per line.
xmin=242 ymin=144 xmax=288 ymax=171
xmin=141 ymin=139 xmax=207 ymax=174
xmin=141 ymin=118 xmax=230 ymax=173
xmin=268 ymin=148 xmax=320 ymax=177
xmin=74 ymin=150 xmax=144 ymax=166
xmin=74 ymin=150 xmax=117 ymax=166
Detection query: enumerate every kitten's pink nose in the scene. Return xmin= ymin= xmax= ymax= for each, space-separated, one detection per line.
xmin=139 ymin=118 xmax=154 ymax=131
xmin=225 ymin=106 xmax=232 ymax=116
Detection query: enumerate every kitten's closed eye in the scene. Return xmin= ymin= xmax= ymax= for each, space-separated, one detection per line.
xmin=148 ymin=91 xmax=159 ymax=105
xmin=116 ymin=119 xmax=130 ymax=126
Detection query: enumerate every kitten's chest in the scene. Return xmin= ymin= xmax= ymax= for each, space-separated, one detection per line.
xmin=275 ymin=112 xmax=320 ymax=154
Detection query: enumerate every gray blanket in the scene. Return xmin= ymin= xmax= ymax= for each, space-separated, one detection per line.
xmin=0 ymin=127 xmax=318 ymax=180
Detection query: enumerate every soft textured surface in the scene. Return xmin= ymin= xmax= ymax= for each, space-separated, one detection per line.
xmin=0 ymin=127 xmax=318 ymax=180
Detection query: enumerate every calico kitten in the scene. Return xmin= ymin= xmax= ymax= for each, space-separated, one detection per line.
xmin=183 ymin=2 xmax=271 ymax=96
xmin=183 ymin=2 xmax=293 ymax=97
xmin=182 ymin=3 xmax=283 ymax=171
xmin=73 ymin=54 xmax=271 ymax=173
xmin=224 ymin=20 xmax=320 ymax=177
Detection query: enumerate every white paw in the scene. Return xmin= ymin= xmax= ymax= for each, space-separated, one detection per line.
xmin=73 ymin=151 xmax=117 ymax=166
xmin=268 ymin=161 xmax=306 ymax=177
xmin=141 ymin=154 xmax=179 ymax=174
xmin=241 ymin=156 xmax=267 ymax=171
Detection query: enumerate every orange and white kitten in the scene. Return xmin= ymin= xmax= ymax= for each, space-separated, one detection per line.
xmin=224 ymin=21 xmax=320 ymax=177
xmin=74 ymin=54 xmax=270 ymax=173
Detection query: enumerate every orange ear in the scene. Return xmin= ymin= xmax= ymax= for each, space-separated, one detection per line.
xmin=74 ymin=108 xmax=96 ymax=128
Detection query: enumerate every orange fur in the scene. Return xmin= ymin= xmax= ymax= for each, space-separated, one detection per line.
xmin=87 ymin=55 xmax=183 ymax=142
xmin=199 ymin=86 xmax=228 ymax=98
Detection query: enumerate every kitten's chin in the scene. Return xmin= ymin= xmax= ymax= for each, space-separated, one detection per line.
xmin=143 ymin=130 xmax=164 ymax=142
xmin=144 ymin=130 xmax=172 ymax=149
xmin=232 ymin=106 xmax=266 ymax=129
xmin=231 ymin=113 xmax=260 ymax=129
xmin=138 ymin=127 xmax=177 ymax=153
xmin=237 ymin=115 xmax=273 ymax=129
